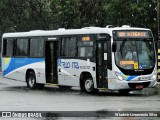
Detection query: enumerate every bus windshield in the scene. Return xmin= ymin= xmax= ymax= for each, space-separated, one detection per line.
xmin=115 ymin=39 xmax=155 ymax=70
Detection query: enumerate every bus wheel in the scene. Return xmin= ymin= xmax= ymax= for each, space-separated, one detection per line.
xmin=118 ymin=90 xmax=131 ymax=94
xmin=83 ymin=77 xmax=95 ymax=94
xmin=27 ymin=71 xmax=37 ymax=89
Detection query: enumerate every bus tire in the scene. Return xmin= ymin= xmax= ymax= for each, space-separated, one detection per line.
xmin=83 ymin=76 xmax=95 ymax=94
xmin=26 ymin=71 xmax=37 ymax=89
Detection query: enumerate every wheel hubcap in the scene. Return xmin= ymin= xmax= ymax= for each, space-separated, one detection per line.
xmin=29 ymin=76 xmax=35 ymax=87
xmin=85 ymin=79 xmax=93 ymax=92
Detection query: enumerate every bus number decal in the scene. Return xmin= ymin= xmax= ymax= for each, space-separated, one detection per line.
xmin=58 ymin=60 xmax=90 ymax=69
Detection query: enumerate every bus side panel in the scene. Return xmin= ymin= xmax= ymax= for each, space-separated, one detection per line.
xmin=107 ymin=54 xmax=117 ymax=90
xmin=2 ymin=58 xmax=45 ymax=83
xmin=58 ymin=59 xmax=96 ymax=87
xmin=13 ymin=58 xmax=28 ymax=81
xmin=58 ymin=59 xmax=79 ymax=86
xmin=2 ymin=57 xmax=15 ymax=79
xmin=35 ymin=62 xmax=46 ymax=84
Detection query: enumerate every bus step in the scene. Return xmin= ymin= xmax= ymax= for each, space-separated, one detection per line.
xmin=97 ymin=88 xmax=108 ymax=90
xmin=46 ymin=83 xmax=59 ymax=86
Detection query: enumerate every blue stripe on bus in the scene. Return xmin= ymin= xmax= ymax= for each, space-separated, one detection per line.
xmin=120 ymin=72 xmax=137 ymax=81
xmin=126 ymin=76 xmax=137 ymax=81
xmin=2 ymin=58 xmax=44 ymax=76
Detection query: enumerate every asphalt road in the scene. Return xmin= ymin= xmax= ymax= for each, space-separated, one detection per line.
xmin=0 ymin=75 xmax=160 ymax=120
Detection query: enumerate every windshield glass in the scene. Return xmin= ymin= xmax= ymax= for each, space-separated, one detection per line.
xmin=115 ymin=39 xmax=155 ymax=70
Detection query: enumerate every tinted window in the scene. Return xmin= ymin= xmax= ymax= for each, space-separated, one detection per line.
xmin=78 ymin=47 xmax=93 ymax=57
xmin=3 ymin=39 xmax=14 ymax=57
xmin=61 ymin=37 xmax=77 ymax=57
xmin=78 ymin=36 xmax=94 ymax=58
xmin=15 ymin=39 xmax=28 ymax=56
xmin=30 ymin=37 xmax=45 ymax=57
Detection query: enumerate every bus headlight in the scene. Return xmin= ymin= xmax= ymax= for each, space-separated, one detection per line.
xmin=115 ymin=72 xmax=124 ymax=81
xmin=152 ymin=74 xmax=156 ymax=80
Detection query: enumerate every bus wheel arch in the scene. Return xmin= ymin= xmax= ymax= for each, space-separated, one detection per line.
xmin=26 ymin=69 xmax=37 ymax=89
xmin=80 ymin=72 xmax=97 ymax=94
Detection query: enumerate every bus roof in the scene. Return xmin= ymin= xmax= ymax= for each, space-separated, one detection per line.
xmin=2 ymin=26 xmax=150 ymax=38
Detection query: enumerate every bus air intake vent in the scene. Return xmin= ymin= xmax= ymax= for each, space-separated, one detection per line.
xmin=128 ymin=82 xmax=150 ymax=89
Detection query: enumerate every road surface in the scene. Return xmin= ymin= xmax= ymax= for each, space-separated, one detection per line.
xmin=0 ymin=75 xmax=160 ymax=120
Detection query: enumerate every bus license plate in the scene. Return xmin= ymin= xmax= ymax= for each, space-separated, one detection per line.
xmin=136 ymin=85 xmax=143 ymax=89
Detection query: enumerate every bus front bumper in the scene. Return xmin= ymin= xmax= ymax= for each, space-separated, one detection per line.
xmin=115 ymin=79 xmax=157 ymax=90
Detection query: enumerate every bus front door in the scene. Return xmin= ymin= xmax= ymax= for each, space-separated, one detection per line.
xmin=45 ymin=41 xmax=58 ymax=84
xmin=96 ymin=41 xmax=108 ymax=88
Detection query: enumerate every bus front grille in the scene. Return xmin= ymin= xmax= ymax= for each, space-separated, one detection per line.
xmin=128 ymin=82 xmax=151 ymax=89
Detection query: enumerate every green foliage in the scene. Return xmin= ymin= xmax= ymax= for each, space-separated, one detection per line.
xmin=0 ymin=0 xmax=158 ymax=39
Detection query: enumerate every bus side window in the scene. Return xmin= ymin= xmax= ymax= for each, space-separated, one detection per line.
xmin=61 ymin=37 xmax=77 ymax=57
xmin=30 ymin=37 xmax=44 ymax=57
xmin=78 ymin=47 xmax=85 ymax=57
xmin=15 ymin=39 xmax=29 ymax=56
xmin=78 ymin=37 xmax=93 ymax=58
xmin=2 ymin=39 xmax=7 ymax=56
xmin=3 ymin=39 xmax=14 ymax=57
xmin=78 ymin=46 xmax=93 ymax=57
xmin=61 ymin=37 xmax=66 ymax=56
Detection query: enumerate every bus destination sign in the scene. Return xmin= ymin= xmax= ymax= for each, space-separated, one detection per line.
xmin=116 ymin=31 xmax=151 ymax=38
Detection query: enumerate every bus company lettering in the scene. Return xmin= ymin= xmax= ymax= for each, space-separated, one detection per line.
xmin=60 ymin=61 xmax=79 ymax=69
xmin=59 ymin=61 xmax=90 ymax=69
xmin=61 ymin=62 xmax=70 ymax=68
xmin=72 ymin=62 xmax=79 ymax=69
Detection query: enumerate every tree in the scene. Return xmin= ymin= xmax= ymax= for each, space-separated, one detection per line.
xmin=0 ymin=0 xmax=158 ymax=36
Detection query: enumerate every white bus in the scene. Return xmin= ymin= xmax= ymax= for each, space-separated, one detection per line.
xmin=1 ymin=25 xmax=157 ymax=94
